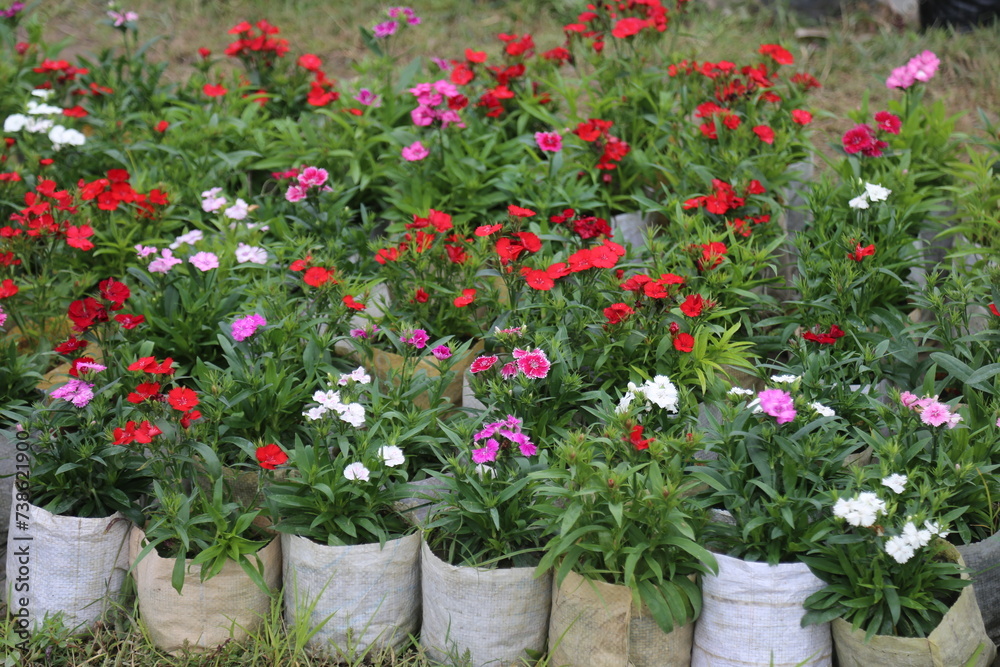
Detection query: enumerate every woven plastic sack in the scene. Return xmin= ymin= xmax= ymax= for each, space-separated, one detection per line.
xmin=5 ymin=488 xmax=130 ymax=632
xmin=548 ymin=570 xmax=693 ymax=667
xmin=958 ymin=531 xmax=1000 ymax=646
xmin=420 ymin=540 xmax=551 ymax=667
xmin=282 ymin=531 xmax=420 ymax=655
xmin=129 ymin=526 xmax=281 ymax=655
xmin=833 ymin=584 xmax=995 ymax=666
xmin=691 ymin=553 xmax=831 ymax=666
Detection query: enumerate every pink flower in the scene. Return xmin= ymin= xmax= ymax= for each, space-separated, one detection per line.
xmin=472 ymin=438 xmax=500 ymax=463
xmin=439 ymin=109 xmax=465 ymax=128
xmin=899 ymin=391 xmax=920 ymax=408
xmin=285 ymin=185 xmax=307 ymax=202
xmin=433 ymin=80 xmax=458 ymax=97
xmin=886 ymin=65 xmax=916 ymax=90
xmin=401 ymin=328 xmax=429 ymax=349
xmin=148 ymin=248 xmax=182 ymax=274
xmin=431 ymin=57 xmax=452 ymax=71
xmin=500 ymin=362 xmax=518 ymax=379
xmin=373 ymin=20 xmax=398 ymax=38
xmin=470 ymin=355 xmax=499 ymax=373
xmin=298 ymin=166 xmax=329 ymax=187
xmin=908 ymin=50 xmax=939 ymax=82
xmin=996 ymin=417 xmax=1000 ymax=428
xmin=410 ymin=105 xmax=436 ymax=126
xmin=49 ymin=379 xmax=95 ymax=408
xmin=354 ymin=88 xmax=380 ymax=106
xmin=350 ymin=325 xmax=379 ymax=339
xmin=0 ymin=304 xmax=6 ymax=328
xmin=235 ymin=243 xmax=267 ymax=264
xmin=920 ymin=401 xmax=952 ymax=427
xmin=535 ymin=131 xmax=563 ymax=152
xmin=432 ymin=345 xmax=452 ymax=360
xmin=134 ymin=244 xmax=158 ymax=258
xmin=232 ymin=313 xmax=267 ymax=342
xmin=401 ymin=141 xmax=429 ymax=161
xmin=189 ymin=251 xmax=220 ymax=271
xmin=757 ymin=388 xmax=797 ymax=424
xmin=516 ymin=349 xmax=551 ymax=379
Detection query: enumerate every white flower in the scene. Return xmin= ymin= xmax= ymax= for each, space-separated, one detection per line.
xmin=810 ymin=402 xmax=835 ymax=418
xmin=31 ymin=89 xmax=54 ymax=100
xmin=313 ymin=390 xmax=343 ymax=411
xmin=770 ymin=374 xmax=800 ymax=384
xmin=303 ymin=406 xmax=327 ymax=421
xmin=900 ymin=521 xmax=932 ymax=550
xmin=881 ymin=473 xmax=907 ymax=494
xmin=26 ymin=100 xmax=63 ymax=116
xmin=379 ymin=445 xmax=405 ymax=467
xmin=615 ymin=383 xmax=639 ymax=414
xmin=728 ymin=387 xmax=754 ymax=397
xmin=848 ymin=194 xmax=870 ymax=210
xmin=235 ymin=243 xmax=268 ymax=264
xmin=224 ymin=198 xmax=250 ymax=220
xmin=474 ymin=464 xmax=496 ymax=479
xmin=169 ymin=229 xmax=204 ymax=249
xmin=924 ymin=520 xmax=948 ymax=539
xmin=48 ymin=125 xmax=85 ymax=149
xmin=338 ymin=402 xmax=366 ymax=428
xmin=339 ymin=366 xmax=372 ymax=386
xmin=864 ymin=182 xmax=891 ymax=202
xmin=885 ymin=535 xmax=916 ymax=564
xmin=343 ymin=462 xmax=370 ymax=482
xmin=3 ymin=114 xmax=27 ymax=133
xmin=643 ymin=375 xmax=679 ymax=413
xmin=833 ymin=492 xmax=886 ymax=528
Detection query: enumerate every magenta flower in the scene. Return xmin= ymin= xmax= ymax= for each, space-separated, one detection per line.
xmin=49 ymin=379 xmax=95 ymax=408
xmin=354 ymin=88 xmax=380 ymax=106
xmin=431 ymin=57 xmax=452 ymax=71
xmin=500 ymin=362 xmax=518 ymax=379
xmin=431 ymin=345 xmax=452 ymax=360
xmin=0 ymin=304 xmax=7 ymax=328
xmin=232 ymin=313 xmax=267 ymax=342
xmin=401 ymin=141 xmax=429 ymax=161
xmin=535 ymin=131 xmax=563 ymax=153
xmin=285 ymin=185 xmax=307 ymax=202
xmin=373 ymin=20 xmax=398 ymax=38
xmin=471 ymin=438 xmax=500 ymax=464
xmin=410 ymin=106 xmax=436 ymax=126
xmin=516 ymin=349 xmax=551 ymax=379
xmin=757 ymin=388 xmax=797 ymax=424
xmin=401 ymin=328 xmax=429 ymax=349
xmin=189 ymin=251 xmax=220 ymax=272
xmin=470 ymin=355 xmax=499 ymax=373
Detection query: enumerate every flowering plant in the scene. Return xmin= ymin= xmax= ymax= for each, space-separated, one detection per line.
xmin=535 ymin=390 xmax=717 ymax=633
xmin=422 ymin=411 xmax=548 ymax=568
xmin=262 ymin=365 xmax=421 ymax=546
xmin=801 ymin=475 xmax=967 ymax=640
xmin=694 ymin=377 xmax=861 ymax=564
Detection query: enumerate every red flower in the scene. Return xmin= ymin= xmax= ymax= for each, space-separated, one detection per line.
xmin=180 ymin=409 xmax=202 ymax=429
xmin=167 ymin=387 xmax=199 ymax=411
xmin=128 ymin=356 xmax=156 ymax=371
xmin=68 ymin=357 xmax=96 ymax=378
xmin=54 ymin=336 xmax=88 ymax=355
xmin=0 ymin=279 xmax=19 ymax=298
xmin=759 ymin=43 xmax=794 ymax=65
xmin=603 ymin=303 xmax=634 ymax=325
xmin=611 ymin=17 xmax=648 ymax=38
xmin=155 ymin=120 xmax=169 ymax=133
xmin=507 ymin=205 xmax=536 ymax=218
xmin=343 ymin=295 xmax=366 ymax=310
xmin=99 ymin=278 xmax=130 ymax=309
xmin=524 ymin=268 xmax=555 ymax=291
xmin=515 ymin=231 xmax=542 ymax=253
xmin=745 ymin=180 xmax=766 ymax=195
xmin=753 ymin=125 xmax=775 ymax=145
xmin=67 ymin=297 xmax=108 ymax=331
xmin=203 ymin=83 xmax=228 ymax=97
xmin=847 ymin=243 xmax=876 ymax=262
xmin=465 ymin=48 xmax=487 ymax=63
xmin=621 ymin=274 xmax=652 ymax=292
xmin=475 ymin=224 xmax=503 ymax=237
xmin=453 ymin=288 xmax=476 ymax=307
xmin=470 ymin=355 xmax=499 ymax=373
xmin=127 ymin=382 xmax=161 ymax=404
xmin=546 ymin=262 xmax=571 ymax=279
xmin=842 ymin=124 xmax=876 ymax=155
xmin=414 ymin=288 xmax=429 ymax=303
xmin=673 ymin=332 xmax=695 ymax=353
xmin=628 ymin=424 xmax=653 ymax=451
xmin=696 ymin=242 xmax=728 ymax=271
xmin=802 ymin=324 xmax=846 ymax=345
xmin=114 ymin=313 xmax=145 ymax=329
xmin=62 ymin=105 xmax=87 ymax=118
xmin=874 ymin=110 xmax=901 ymax=135
xmin=680 ymin=294 xmax=705 ymax=318
xmin=198 ymin=47 xmax=212 ymax=59
xmin=289 ymin=256 xmax=312 ymax=271
xmin=990 ymin=303 xmax=1000 ymax=317
xmin=256 ymin=444 xmax=288 ymax=470
xmin=297 ymin=53 xmax=322 ymax=72
xmin=791 ymin=109 xmax=813 ymax=125
xmin=303 ymin=266 xmax=335 ymax=287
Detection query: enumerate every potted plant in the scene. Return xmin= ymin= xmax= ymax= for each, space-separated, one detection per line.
xmin=264 ymin=357 xmax=458 ymax=657
xmin=419 ymin=411 xmax=551 ymax=667
xmin=538 ymin=376 xmax=717 ymax=667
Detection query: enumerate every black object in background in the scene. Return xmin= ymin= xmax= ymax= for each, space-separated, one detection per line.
xmin=921 ymin=0 xmax=1000 ymax=29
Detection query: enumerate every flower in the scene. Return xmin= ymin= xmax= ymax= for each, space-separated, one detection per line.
xmin=629 ymin=424 xmax=653 ymax=450
xmin=534 ymin=131 xmax=563 ymax=152
xmin=752 ymin=125 xmax=775 ymax=144
xmin=48 ymin=125 xmax=86 ymax=149
xmin=900 ymin=521 xmax=932 ymax=549
xmin=379 ymin=445 xmax=405 ymax=467
xmin=203 ymin=83 xmax=228 ymax=97
xmin=339 ymin=402 xmax=366 ymax=427
xmin=881 ymin=473 xmax=907 ymax=494
xmin=884 ymin=535 xmax=915 ymax=564
xmin=373 ymin=20 xmax=398 ymax=38
xmin=354 ymin=88 xmax=380 ymax=106
xmin=231 ymin=313 xmax=267 ymax=341
xmin=604 ymin=303 xmax=634 ymax=325
xmin=847 ymin=243 xmax=876 ymax=262
xmin=791 ymin=109 xmax=813 ymax=125
xmin=645 ymin=375 xmax=679 ymax=412
xmin=297 ymin=166 xmax=328 ymax=187
xmin=920 ymin=401 xmax=952 ymax=427
xmin=285 ymin=185 xmax=307 ymax=202
xmin=848 ymin=194 xmax=869 ymax=210
xmin=401 ymin=141 xmax=429 ymax=161
xmin=728 ymin=387 xmax=754 ymax=397
xmin=256 ymin=444 xmax=288 ymax=469
xmin=166 ymin=387 xmax=199 ymax=411
xmin=401 ymin=328 xmax=429 ymax=349
xmin=757 ymin=388 xmax=797 ymax=424
xmin=235 ymin=243 xmax=268 ymax=264
xmin=874 ymin=111 xmax=901 ymax=134
xmin=224 ymin=198 xmax=250 ymax=220
xmin=908 ymin=50 xmax=939 ymax=82
xmin=832 ymin=491 xmax=886 ymax=528
xmin=770 ymin=374 xmax=799 ymax=384
xmin=432 ymin=345 xmax=452 ymax=360
xmin=344 ymin=462 xmax=371 ymax=481
xmin=673 ymin=332 xmax=694 ymax=353
xmin=189 ymin=251 xmax=220 ymax=271
xmin=170 ymin=230 xmax=204 ymax=249
xmin=49 ymin=379 xmax=95 ymax=408
xmin=810 ymin=402 xmax=835 ymax=418
xmin=516 ymin=349 xmax=551 ymax=379
xmin=865 ymin=182 xmax=891 ymax=201
xmin=470 ymin=355 xmax=499 ymax=373
xmin=453 ymin=288 xmax=476 ymax=307
xmin=343 ymin=295 xmax=366 ymax=311
xmin=201 ymin=189 xmax=227 ymax=212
